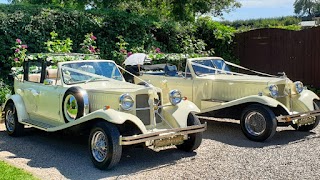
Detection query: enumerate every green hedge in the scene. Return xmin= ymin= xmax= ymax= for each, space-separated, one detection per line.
xmin=0 ymin=4 xmax=237 ymax=81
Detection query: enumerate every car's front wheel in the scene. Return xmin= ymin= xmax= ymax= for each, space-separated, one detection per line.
xmin=176 ymin=112 xmax=203 ymax=151
xmin=240 ymin=104 xmax=277 ymax=142
xmin=89 ymin=121 xmax=122 ymax=170
xmin=4 ymin=102 xmax=24 ymax=137
xmin=291 ymin=101 xmax=320 ymax=131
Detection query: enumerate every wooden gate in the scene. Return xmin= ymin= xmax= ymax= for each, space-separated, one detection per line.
xmin=234 ymin=27 xmax=320 ymax=88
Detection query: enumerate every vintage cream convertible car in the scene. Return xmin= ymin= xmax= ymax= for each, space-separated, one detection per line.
xmin=135 ymin=57 xmax=320 ymax=142
xmin=2 ymin=56 xmax=206 ymax=169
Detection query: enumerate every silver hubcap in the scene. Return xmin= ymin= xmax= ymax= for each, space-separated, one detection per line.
xmin=245 ymin=111 xmax=266 ymax=136
xmin=91 ymin=131 xmax=108 ymax=162
xmin=64 ymin=94 xmax=78 ymax=122
xmin=5 ymin=109 xmax=15 ymax=132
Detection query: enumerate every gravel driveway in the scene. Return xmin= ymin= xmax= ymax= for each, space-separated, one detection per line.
xmin=1 ymin=119 xmax=320 ymax=180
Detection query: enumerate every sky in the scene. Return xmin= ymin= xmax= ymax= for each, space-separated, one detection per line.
xmin=217 ymin=0 xmax=296 ymax=21
xmin=0 ymin=0 xmax=297 ymax=21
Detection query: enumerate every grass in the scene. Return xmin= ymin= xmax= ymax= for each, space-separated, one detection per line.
xmin=0 ymin=160 xmax=38 ymax=180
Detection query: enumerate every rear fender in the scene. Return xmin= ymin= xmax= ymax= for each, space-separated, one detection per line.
xmin=4 ymin=94 xmax=29 ymax=122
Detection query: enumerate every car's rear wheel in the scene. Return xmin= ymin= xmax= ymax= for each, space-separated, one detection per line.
xmin=176 ymin=112 xmax=202 ymax=152
xmin=4 ymin=102 xmax=24 ymax=137
xmin=241 ymin=104 xmax=277 ymax=142
xmin=291 ymin=102 xmax=320 ymax=131
xmin=89 ymin=121 xmax=122 ymax=170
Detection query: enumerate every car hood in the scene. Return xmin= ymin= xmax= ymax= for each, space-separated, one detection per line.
xmin=199 ymin=74 xmax=287 ymax=85
xmin=73 ymin=80 xmax=147 ymax=93
xmin=195 ymin=74 xmax=292 ymax=102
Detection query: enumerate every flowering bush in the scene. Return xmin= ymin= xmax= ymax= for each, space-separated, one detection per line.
xmin=45 ymin=31 xmax=73 ymax=53
xmin=80 ymin=33 xmax=99 ymax=54
xmin=112 ymin=35 xmax=129 ymax=64
xmin=11 ymin=39 xmax=28 ymax=67
xmin=0 ymin=80 xmax=11 ymax=105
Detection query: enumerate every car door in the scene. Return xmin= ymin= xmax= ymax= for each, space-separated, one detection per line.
xmin=36 ymin=69 xmax=65 ymax=123
xmin=17 ymin=61 xmax=43 ymax=119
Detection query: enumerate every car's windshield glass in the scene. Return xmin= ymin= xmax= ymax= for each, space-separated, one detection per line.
xmin=61 ymin=61 xmax=123 ymax=84
xmin=191 ymin=59 xmax=231 ymax=76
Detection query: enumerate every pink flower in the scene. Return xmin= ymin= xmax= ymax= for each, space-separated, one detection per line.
xmin=14 ymin=58 xmax=19 ymax=62
xmin=89 ymin=46 xmax=96 ymax=53
xmin=15 ymin=49 xmax=20 ymax=53
xmin=16 ymin=39 xmax=22 ymax=44
xmin=21 ymin=45 xmax=28 ymax=49
xmin=90 ymin=35 xmax=97 ymax=41
xmin=127 ymin=51 xmax=133 ymax=57
xmin=120 ymin=49 xmax=127 ymax=54
xmin=155 ymin=48 xmax=161 ymax=53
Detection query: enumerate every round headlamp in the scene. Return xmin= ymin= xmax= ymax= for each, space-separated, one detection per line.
xmin=119 ymin=93 xmax=134 ymax=110
xmin=294 ymin=81 xmax=304 ymax=94
xmin=169 ymin=89 xmax=182 ymax=105
xmin=269 ymin=84 xmax=278 ymax=98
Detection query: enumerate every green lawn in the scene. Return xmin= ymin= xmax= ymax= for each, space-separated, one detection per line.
xmin=0 ymin=160 xmax=38 ymax=180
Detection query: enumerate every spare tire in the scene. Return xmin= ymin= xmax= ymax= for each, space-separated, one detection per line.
xmin=62 ymin=87 xmax=89 ymax=123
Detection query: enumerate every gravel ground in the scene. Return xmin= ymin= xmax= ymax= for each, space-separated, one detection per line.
xmin=1 ymin=119 xmax=320 ymax=180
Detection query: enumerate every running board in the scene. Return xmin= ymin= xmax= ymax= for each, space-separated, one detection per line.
xmin=21 ymin=119 xmax=58 ymax=131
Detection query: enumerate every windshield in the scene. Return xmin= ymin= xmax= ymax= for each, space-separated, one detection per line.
xmin=191 ymin=59 xmax=231 ymax=76
xmin=61 ymin=61 xmax=124 ymax=84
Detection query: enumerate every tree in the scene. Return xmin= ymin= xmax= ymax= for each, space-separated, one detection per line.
xmin=294 ymin=0 xmax=320 ymax=17
xmin=8 ymin=0 xmax=241 ymax=22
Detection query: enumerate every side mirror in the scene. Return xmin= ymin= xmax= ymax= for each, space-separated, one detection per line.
xmin=44 ymin=79 xmax=54 ymax=85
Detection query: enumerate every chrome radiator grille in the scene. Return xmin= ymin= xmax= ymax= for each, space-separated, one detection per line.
xmin=136 ymin=93 xmax=162 ymax=125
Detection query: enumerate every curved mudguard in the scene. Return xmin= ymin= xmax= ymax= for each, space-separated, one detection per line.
xmin=201 ymin=95 xmax=290 ymax=114
xmin=162 ymin=100 xmax=200 ymax=127
xmin=4 ymin=94 xmax=29 ymax=123
xmin=299 ymin=89 xmax=320 ymax=110
xmin=44 ymin=108 xmax=149 ymax=133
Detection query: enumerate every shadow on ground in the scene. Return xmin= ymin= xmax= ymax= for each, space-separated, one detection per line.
xmin=202 ymin=119 xmax=316 ymax=148
xmin=0 ymin=127 xmax=195 ymax=180
xmin=0 ymin=120 xmax=317 ymax=179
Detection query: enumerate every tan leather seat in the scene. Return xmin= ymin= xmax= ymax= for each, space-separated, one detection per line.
xmin=46 ymin=69 xmax=61 ymax=85
xmin=28 ymin=74 xmax=41 ymax=83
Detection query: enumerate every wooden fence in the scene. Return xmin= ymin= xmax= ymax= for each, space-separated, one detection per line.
xmin=234 ymin=27 xmax=320 ymax=88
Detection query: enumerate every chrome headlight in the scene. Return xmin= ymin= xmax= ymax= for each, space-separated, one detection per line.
xmin=169 ymin=89 xmax=182 ymax=105
xmin=269 ymin=84 xmax=278 ymax=98
xmin=119 ymin=94 xmax=134 ymax=110
xmin=294 ymin=81 xmax=304 ymax=94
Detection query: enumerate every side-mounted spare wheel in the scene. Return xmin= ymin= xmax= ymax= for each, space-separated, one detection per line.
xmin=176 ymin=112 xmax=203 ymax=152
xmin=291 ymin=101 xmax=320 ymax=131
xmin=241 ymin=104 xmax=277 ymax=142
xmin=62 ymin=87 xmax=89 ymax=123
xmin=89 ymin=121 xmax=122 ymax=170
xmin=4 ymin=102 xmax=24 ymax=137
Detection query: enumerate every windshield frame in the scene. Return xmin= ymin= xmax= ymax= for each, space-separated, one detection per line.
xmin=190 ymin=58 xmax=231 ymax=77
xmin=59 ymin=60 xmax=124 ymax=85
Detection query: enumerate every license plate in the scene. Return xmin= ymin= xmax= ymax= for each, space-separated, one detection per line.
xmin=154 ymin=135 xmax=184 ymax=148
xmin=298 ymin=116 xmax=316 ymax=125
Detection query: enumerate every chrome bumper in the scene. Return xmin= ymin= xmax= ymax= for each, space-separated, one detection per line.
xmin=120 ymin=123 xmax=207 ymax=146
xmin=277 ymin=109 xmax=320 ymax=124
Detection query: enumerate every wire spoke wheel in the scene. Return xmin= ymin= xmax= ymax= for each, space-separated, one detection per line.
xmin=244 ymin=112 xmax=267 ymax=136
xmin=91 ymin=131 xmax=108 ymax=162
xmin=5 ymin=109 xmax=15 ymax=132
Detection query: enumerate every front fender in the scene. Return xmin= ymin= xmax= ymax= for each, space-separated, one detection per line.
xmin=162 ymin=100 xmax=200 ymax=128
xmin=298 ymin=90 xmax=320 ymax=110
xmin=48 ymin=109 xmax=148 ymax=133
xmin=4 ymin=94 xmax=29 ymax=122
xmin=201 ymin=95 xmax=290 ymax=114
